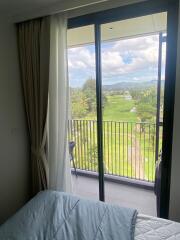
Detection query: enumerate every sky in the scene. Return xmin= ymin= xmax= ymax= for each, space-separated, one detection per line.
xmin=68 ymin=34 xmax=166 ymax=88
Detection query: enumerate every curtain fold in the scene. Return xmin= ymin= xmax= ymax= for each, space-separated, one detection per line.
xmin=17 ymin=17 xmax=50 ymax=196
xmin=48 ymin=14 xmax=72 ymax=192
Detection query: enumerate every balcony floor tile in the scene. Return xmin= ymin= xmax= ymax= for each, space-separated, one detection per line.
xmin=72 ymin=175 xmax=156 ymax=216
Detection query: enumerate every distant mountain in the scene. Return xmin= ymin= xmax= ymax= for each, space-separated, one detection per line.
xmin=103 ymin=80 xmax=164 ymax=91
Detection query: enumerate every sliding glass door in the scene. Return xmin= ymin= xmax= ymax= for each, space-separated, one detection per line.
xmin=67 ymin=0 xmax=179 ymax=218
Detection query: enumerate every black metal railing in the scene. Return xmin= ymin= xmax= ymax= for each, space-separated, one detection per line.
xmin=68 ymin=119 xmax=160 ymax=182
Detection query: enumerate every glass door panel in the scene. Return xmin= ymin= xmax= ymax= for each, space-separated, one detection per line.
xmin=100 ymin=12 xmax=167 ymax=216
xmin=67 ymin=25 xmax=99 ymax=200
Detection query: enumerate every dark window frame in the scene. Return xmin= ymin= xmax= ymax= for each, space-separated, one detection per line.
xmin=67 ymin=0 xmax=179 ymax=219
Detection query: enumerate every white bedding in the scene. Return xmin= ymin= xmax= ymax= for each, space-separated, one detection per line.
xmin=135 ymin=214 xmax=180 ymax=239
xmin=1 ymin=191 xmax=180 ymax=240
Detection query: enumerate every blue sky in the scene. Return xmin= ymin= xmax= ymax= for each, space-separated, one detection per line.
xmin=68 ymin=34 xmax=166 ymax=88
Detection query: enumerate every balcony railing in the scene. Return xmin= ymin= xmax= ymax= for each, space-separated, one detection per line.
xmin=68 ymin=119 xmax=158 ymax=183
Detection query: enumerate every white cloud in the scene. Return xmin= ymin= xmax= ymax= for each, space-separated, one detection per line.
xmin=68 ymin=47 xmax=95 ymax=70
xmin=68 ymin=34 xmax=166 ymax=86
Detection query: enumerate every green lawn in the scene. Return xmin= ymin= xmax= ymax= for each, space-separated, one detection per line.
xmin=86 ymin=95 xmax=137 ymax=122
xmin=103 ymin=95 xmax=137 ymax=122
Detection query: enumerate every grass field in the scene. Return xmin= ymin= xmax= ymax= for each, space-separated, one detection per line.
xmin=69 ymin=94 xmax=158 ymax=182
xmin=103 ymin=95 xmax=137 ymax=122
xmin=86 ymin=95 xmax=137 ymax=122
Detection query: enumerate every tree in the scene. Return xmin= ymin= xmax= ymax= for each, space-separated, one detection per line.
xmin=129 ymin=89 xmax=141 ymax=101
xmin=136 ymin=103 xmax=156 ymax=122
xmin=70 ymin=78 xmax=107 ymax=119
xmin=130 ymin=87 xmax=157 ymax=123
xmin=82 ymin=78 xmax=107 ymax=113
xmin=82 ymin=78 xmax=97 ymax=113
xmin=70 ymin=89 xmax=88 ymax=119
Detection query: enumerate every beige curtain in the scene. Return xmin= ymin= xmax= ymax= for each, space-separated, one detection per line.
xmin=17 ymin=17 xmax=50 ymax=196
xmin=48 ymin=14 xmax=72 ymax=192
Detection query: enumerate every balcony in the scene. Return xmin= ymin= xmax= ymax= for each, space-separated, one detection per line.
xmin=68 ymin=119 xmax=158 ymax=216
xmin=71 ymin=175 xmax=156 ymax=216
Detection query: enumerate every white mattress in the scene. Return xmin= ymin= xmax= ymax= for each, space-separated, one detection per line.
xmin=135 ymin=214 xmax=180 ymax=239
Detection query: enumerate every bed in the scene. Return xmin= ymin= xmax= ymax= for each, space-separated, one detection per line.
xmin=0 ymin=191 xmax=180 ymax=240
xmin=135 ymin=214 xmax=180 ymax=239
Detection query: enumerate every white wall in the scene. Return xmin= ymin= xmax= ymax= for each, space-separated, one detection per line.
xmin=0 ymin=19 xmax=30 ymax=224
xmin=169 ymin=0 xmax=180 ymax=222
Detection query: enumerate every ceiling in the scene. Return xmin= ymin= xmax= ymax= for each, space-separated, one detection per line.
xmin=0 ymin=0 xmax=61 ymax=17
xmin=67 ymin=12 xmax=167 ymax=48
xmin=0 ymin=0 xmax=113 ymax=20
xmin=0 ymin=0 xmax=143 ymax=22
